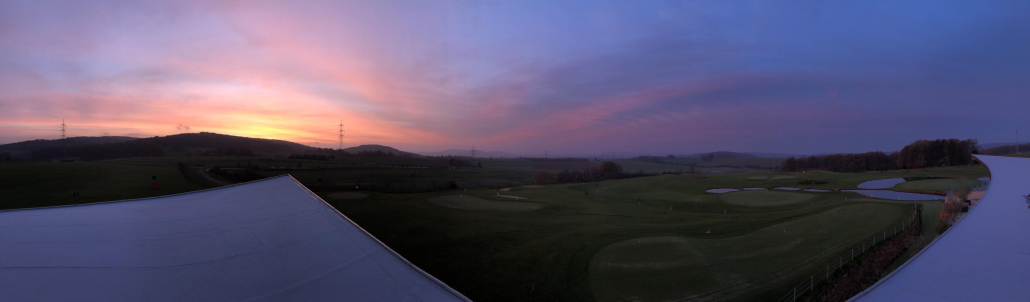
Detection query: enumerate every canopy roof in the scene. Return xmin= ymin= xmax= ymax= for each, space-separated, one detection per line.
xmin=850 ymin=155 xmax=1030 ymax=301
xmin=0 ymin=175 xmax=468 ymax=301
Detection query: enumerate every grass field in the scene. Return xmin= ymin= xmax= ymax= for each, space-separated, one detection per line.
xmin=893 ymin=178 xmax=985 ymax=191
xmin=427 ymin=195 xmax=543 ymax=211
xmin=0 ymin=160 xmax=205 ymax=210
xmin=720 ymin=190 xmax=815 ymax=206
xmin=329 ymin=175 xmax=920 ymax=301
xmin=0 ymin=158 xmax=986 ymax=301
xmin=747 ymin=175 xmax=797 ymax=180
xmin=589 ymin=204 xmax=909 ymax=302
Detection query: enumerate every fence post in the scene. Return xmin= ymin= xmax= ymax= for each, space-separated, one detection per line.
xmin=851 ymin=249 xmax=854 ymax=262
xmin=810 ymin=275 xmax=814 ymax=292
xmin=826 ymin=264 xmax=829 ymax=279
xmin=793 ymin=286 xmax=796 ymax=302
xmin=839 ymin=256 xmax=842 ymax=270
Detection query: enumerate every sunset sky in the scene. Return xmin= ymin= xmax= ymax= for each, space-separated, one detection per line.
xmin=1 ymin=1 xmax=1028 ymax=156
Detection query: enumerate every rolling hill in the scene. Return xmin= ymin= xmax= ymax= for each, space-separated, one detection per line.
xmin=422 ymin=149 xmax=517 ymax=158
xmin=341 ymin=144 xmax=421 ymax=157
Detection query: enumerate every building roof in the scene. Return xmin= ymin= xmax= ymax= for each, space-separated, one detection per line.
xmin=849 ymin=155 xmax=1030 ymax=301
xmin=0 ymin=175 xmax=469 ymax=301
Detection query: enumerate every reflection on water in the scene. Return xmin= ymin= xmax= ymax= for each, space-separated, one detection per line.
xmin=709 ymin=186 xmax=946 ymax=200
xmin=857 ymin=178 xmax=906 ymax=189
xmin=706 ymin=188 xmax=739 ymax=193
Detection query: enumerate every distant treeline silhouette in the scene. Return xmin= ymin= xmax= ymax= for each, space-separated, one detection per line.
xmin=32 ymin=140 xmax=165 ymax=160
xmin=535 ymin=161 xmax=630 ymax=184
xmin=781 ymin=139 xmax=979 ymax=172
xmin=981 ymin=143 xmax=1030 ymax=156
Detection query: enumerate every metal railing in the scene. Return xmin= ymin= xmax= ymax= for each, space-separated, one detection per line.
xmin=775 ymin=208 xmax=920 ymax=302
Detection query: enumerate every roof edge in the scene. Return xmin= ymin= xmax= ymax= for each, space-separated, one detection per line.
xmin=846 ymin=155 xmax=995 ymax=301
xmin=286 ymin=176 xmax=473 ymax=301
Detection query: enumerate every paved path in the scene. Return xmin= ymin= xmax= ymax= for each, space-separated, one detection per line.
xmin=493 ymin=193 xmax=528 ymax=200
xmin=197 ymin=168 xmax=231 ymax=186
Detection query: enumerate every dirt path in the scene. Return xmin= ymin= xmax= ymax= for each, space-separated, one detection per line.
xmin=428 ymin=195 xmax=542 ymax=211
xmin=494 ymin=193 xmax=528 ymax=200
xmin=197 ymin=168 xmax=231 ymax=186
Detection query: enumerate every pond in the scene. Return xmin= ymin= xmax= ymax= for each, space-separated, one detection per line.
xmin=706 ymin=188 xmax=739 ymax=193
xmin=857 ymin=178 xmax=906 ymax=189
xmin=713 ymin=186 xmax=945 ymax=200
xmin=842 ymin=190 xmax=943 ymax=201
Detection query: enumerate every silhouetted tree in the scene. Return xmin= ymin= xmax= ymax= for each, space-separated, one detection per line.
xmin=535 ymin=171 xmax=554 ymax=185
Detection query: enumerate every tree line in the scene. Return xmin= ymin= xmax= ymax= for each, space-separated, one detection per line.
xmin=982 ymin=143 xmax=1030 ymax=156
xmin=535 ymin=161 xmax=625 ymax=184
xmin=781 ymin=139 xmax=979 ymax=173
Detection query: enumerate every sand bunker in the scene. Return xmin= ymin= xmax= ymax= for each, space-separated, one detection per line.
xmin=326 ymin=192 xmax=369 ymax=200
xmin=428 ymin=195 xmax=543 ymax=212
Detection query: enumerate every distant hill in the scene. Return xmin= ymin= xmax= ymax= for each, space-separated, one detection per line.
xmin=980 ymin=142 xmax=1021 ymax=149
xmin=137 ymin=132 xmax=312 ymax=154
xmin=742 ymin=152 xmax=797 ymax=158
xmin=685 ymin=151 xmax=758 ymax=159
xmin=342 ymin=144 xmax=420 ymax=157
xmin=3 ymin=132 xmax=433 ymax=161
xmin=421 ymin=149 xmax=517 ymax=158
xmin=17 ymin=132 xmax=316 ymax=160
xmin=0 ymin=136 xmax=138 ymax=151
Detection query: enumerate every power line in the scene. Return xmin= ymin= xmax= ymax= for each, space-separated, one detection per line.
xmin=471 ymin=145 xmax=476 ymax=158
xmin=60 ymin=119 xmax=66 ymax=139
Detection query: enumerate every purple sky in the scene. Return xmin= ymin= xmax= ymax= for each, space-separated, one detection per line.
xmin=1 ymin=0 xmax=1028 ymax=156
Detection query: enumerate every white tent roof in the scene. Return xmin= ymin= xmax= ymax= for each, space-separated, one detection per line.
xmin=0 ymin=175 xmax=469 ymax=301
xmin=850 ymin=155 xmax=1030 ymax=301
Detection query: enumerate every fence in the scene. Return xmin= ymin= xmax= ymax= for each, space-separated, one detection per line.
xmin=775 ymin=205 xmax=920 ymax=302
xmin=972 ymin=178 xmax=990 ymax=192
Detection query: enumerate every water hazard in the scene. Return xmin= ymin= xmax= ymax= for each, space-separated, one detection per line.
xmin=856 ymin=178 xmax=906 ymax=189
xmin=842 ymin=190 xmax=942 ymax=200
xmin=706 ymin=186 xmax=944 ymax=200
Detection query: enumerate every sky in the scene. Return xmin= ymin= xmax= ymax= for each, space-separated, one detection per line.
xmin=1 ymin=0 xmax=1028 ymax=156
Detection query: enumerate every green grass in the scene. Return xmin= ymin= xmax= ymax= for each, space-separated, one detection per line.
xmin=894 ymin=178 xmax=985 ymax=191
xmin=588 ymin=204 xmax=909 ymax=302
xmin=747 ymin=175 xmax=797 ymax=180
xmin=720 ymin=190 xmax=816 ymax=206
xmin=0 ymin=160 xmax=205 ymax=210
xmin=330 ymin=176 xmax=916 ymax=301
